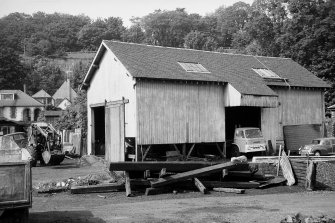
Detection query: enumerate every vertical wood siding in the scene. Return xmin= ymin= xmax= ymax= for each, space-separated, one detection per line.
xmin=262 ymin=88 xmax=324 ymax=150
xmin=136 ymin=81 xmax=225 ymax=145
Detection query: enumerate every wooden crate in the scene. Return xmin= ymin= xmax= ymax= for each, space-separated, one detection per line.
xmin=0 ymin=161 xmax=32 ymax=210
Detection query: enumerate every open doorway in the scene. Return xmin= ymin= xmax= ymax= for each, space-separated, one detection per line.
xmin=225 ymin=106 xmax=261 ymax=141
xmin=92 ymin=106 xmax=105 ymax=156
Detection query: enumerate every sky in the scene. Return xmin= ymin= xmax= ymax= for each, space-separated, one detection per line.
xmin=0 ymin=0 xmax=254 ymax=26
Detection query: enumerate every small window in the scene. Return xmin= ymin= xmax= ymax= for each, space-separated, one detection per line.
xmin=235 ymin=130 xmax=245 ymax=138
xmin=252 ymin=68 xmax=281 ymax=79
xmin=10 ymin=107 xmax=16 ymax=118
xmin=178 ymin=62 xmax=210 ymax=73
xmin=323 ymin=140 xmax=331 ymax=146
xmin=1 ymin=93 xmax=14 ymax=100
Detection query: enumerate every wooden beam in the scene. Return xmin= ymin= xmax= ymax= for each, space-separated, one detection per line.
xmin=186 ymin=144 xmax=195 ymax=160
xmin=110 ymin=161 xmax=220 ymax=172
xmin=173 ymin=144 xmax=181 ymax=154
xmin=145 ymin=187 xmax=170 ymax=196
xmin=194 ymin=178 xmax=208 ymax=194
xmin=151 ymin=162 xmax=245 ymax=188
xmin=125 ymin=171 xmax=132 ymax=197
xmin=216 ymin=143 xmax=225 ymax=158
xmin=70 ymin=183 xmax=125 ymax=194
xmin=213 ymin=188 xmax=245 ymax=194
xmin=142 ymin=145 xmax=152 ymax=161
xmin=202 ymin=181 xmax=260 ymax=189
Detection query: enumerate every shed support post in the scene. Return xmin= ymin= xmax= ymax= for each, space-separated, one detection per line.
xmin=186 ymin=144 xmax=196 ymax=160
xmin=182 ymin=144 xmax=187 ymax=157
xmin=216 ymin=143 xmax=225 ymax=158
xmin=142 ymin=145 xmax=152 ymax=161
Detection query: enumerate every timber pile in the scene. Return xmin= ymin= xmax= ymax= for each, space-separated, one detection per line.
xmin=98 ymin=156 xmax=289 ymax=197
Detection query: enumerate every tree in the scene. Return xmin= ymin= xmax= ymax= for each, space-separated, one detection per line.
xmin=77 ymin=17 xmax=125 ymax=50
xmin=26 ymin=57 xmax=65 ymax=95
xmin=141 ymin=8 xmax=195 ymax=47
xmin=123 ymin=18 xmax=145 ymax=43
xmin=215 ymin=2 xmax=252 ymax=47
xmin=71 ymin=61 xmax=90 ymax=91
xmin=184 ymin=31 xmax=218 ymax=51
xmin=55 ymin=90 xmax=87 ymax=138
xmin=0 ymin=47 xmax=28 ymax=90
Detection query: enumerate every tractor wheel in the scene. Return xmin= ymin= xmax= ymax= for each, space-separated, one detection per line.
xmin=231 ymin=145 xmax=240 ymax=158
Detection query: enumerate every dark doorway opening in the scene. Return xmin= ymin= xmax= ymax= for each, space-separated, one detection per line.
xmin=225 ymin=106 xmax=261 ymax=141
xmin=93 ymin=106 xmax=105 ymax=156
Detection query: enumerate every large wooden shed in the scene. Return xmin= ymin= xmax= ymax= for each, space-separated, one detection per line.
xmin=82 ymin=41 xmax=329 ymax=162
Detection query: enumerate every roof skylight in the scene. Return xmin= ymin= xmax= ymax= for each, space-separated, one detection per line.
xmin=252 ymin=68 xmax=281 ymax=79
xmin=178 ymin=62 xmax=210 ymax=73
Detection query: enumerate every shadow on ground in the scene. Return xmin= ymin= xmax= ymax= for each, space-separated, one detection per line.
xmin=29 ymin=211 xmax=106 ymax=223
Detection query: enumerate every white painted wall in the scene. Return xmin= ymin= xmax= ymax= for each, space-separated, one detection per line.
xmin=86 ymin=46 xmax=136 ymax=155
xmin=57 ymin=99 xmax=71 ymax=110
xmin=1 ymin=106 xmax=43 ymax=121
xmin=223 ymin=83 xmax=241 ymax=107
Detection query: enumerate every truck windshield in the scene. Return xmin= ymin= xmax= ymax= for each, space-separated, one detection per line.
xmin=245 ymin=129 xmax=263 ymax=138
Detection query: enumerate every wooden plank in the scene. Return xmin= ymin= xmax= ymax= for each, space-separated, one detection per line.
xmin=142 ymin=146 xmax=152 ymax=161
xmin=258 ymin=177 xmax=287 ymax=188
xmin=186 ymin=144 xmax=195 ymax=160
xmin=70 ymin=183 xmax=125 ymax=194
xmin=202 ymin=181 xmax=260 ymax=189
xmin=194 ymin=178 xmax=208 ymax=194
xmin=213 ymin=188 xmax=245 ymax=194
xmin=305 ymin=161 xmax=316 ymax=191
xmin=145 ymin=187 xmax=171 ymax=196
xmin=109 ymin=161 xmax=220 ymax=172
xmin=151 ymin=162 xmax=244 ymax=188
xmin=252 ymin=156 xmax=335 ymax=163
xmin=125 ymin=171 xmax=132 ymax=197
xmin=280 ymin=150 xmax=295 ymax=186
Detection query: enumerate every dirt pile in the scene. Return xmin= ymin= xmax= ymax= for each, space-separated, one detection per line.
xmin=281 ymin=213 xmax=335 ymax=223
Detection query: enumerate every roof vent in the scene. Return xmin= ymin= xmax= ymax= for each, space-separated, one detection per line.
xmin=252 ymin=68 xmax=287 ymax=82
xmin=178 ymin=62 xmax=210 ymax=73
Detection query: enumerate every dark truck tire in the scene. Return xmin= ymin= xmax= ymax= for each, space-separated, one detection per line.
xmin=231 ymin=145 xmax=240 ymax=158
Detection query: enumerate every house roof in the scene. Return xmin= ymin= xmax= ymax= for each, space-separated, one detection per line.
xmin=32 ymin=89 xmax=52 ymax=98
xmin=53 ymin=80 xmax=78 ymax=102
xmin=0 ymin=90 xmax=44 ymax=107
xmin=82 ymin=41 xmax=329 ymax=96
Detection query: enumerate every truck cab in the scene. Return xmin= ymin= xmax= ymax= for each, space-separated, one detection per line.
xmin=231 ymin=127 xmax=267 ymax=157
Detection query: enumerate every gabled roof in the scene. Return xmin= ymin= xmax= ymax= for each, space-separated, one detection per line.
xmin=82 ymin=41 xmax=329 ymax=96
xmin=53 ymin=80 xmax=78 ymax=102
xmin=32 ymin=89 xmax=52 ymax=98
xmin=0 ymin=90 xmax=43 ymax=107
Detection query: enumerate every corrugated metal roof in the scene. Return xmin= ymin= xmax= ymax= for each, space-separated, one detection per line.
xmin=83 ymin=41 xmax=329 ymax=96
xmin=0 ymin=90 xmax=43 ymax=107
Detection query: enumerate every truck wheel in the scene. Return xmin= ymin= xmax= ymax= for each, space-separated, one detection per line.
xmin=231 ymin=145 xmax=240 ymax=158
xmin=314 ymin=151 xmax=321 ymax=156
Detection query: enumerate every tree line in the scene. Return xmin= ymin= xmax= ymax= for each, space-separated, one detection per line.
xmin=0 ymin=0 xmax=334 ymax=106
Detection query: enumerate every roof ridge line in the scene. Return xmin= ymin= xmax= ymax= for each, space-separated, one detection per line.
xmin=103 ymin=40 xmax=291 ymax=60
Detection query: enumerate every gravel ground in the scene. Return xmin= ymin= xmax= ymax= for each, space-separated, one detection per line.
xmin=29 ymin=158 xmax=335 ymax=223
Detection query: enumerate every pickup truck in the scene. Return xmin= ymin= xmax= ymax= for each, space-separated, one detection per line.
xmin=0 ymin=135 xmax=32 ymax=222
xmin=230 ymin=127 xmax=267 ymax=157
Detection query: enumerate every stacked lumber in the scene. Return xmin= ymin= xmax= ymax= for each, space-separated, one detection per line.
xmin=103 ymin=158 xmax=287 ymax=196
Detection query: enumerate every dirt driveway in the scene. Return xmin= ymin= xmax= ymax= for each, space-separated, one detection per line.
xmin=29 ymin=159 xmax=335 ymax=223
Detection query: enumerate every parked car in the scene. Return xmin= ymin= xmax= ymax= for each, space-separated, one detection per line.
xmin=299 ymin=137 xmax=335 ymax=156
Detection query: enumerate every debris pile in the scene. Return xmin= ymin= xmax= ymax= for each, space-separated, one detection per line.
xmin=281 ymin=213 xmax=335 ymax=223
xmin=70 ymin=155 xmax=289 ymax=196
